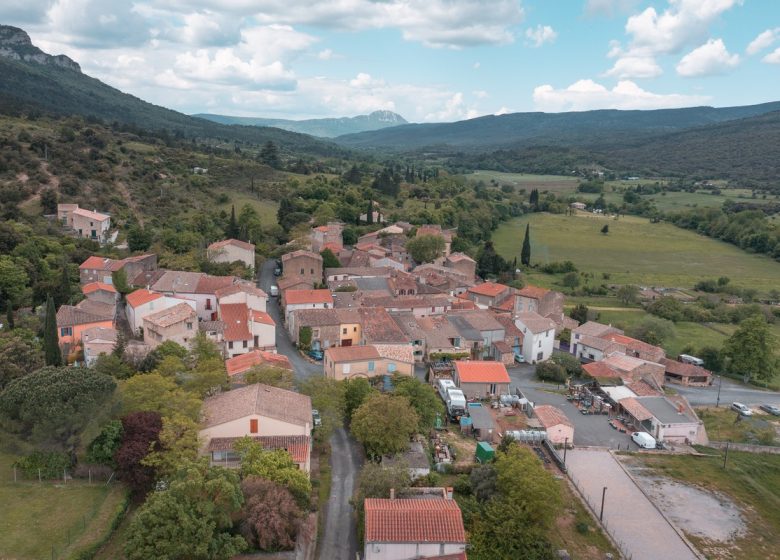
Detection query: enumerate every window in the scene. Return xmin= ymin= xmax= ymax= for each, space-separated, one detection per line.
xmin=538 ymin=340 xmax=542 ymax=348
xmin=387 ymin=363 xmax=396 ymax=373
xmin=537 ymin=351 xmax=543 ymax=361
xmin=186 ymin=322 xmax=193 ymax=330
xmin=545 ymin=330 xmax=549 ymax=337
xmin=228 ymin=341 xmax=234 ymax=349
xmin=343 ymin=363 xmax=351 ymax=374
xmin=342 ymin=328 xmax=347 ymax=335
xmin=368 ymin=361 xmax=375 ymax=372
xmin=489 ymin=383 xmax=496 ymax=394
xmin=310 ymin=268 xmax=314 ymax=274
xmin=249 ymin=419 xmax=258 ymax=434
xmin=300 ymin=268 xmax=304 ymax=275
xmin=353 ymin=327 xmax=357 ymax=332
xmin=243 ymin=341 xmax=248 ymax=348
xmin=60 ymin=327 xmax=72 ymax=337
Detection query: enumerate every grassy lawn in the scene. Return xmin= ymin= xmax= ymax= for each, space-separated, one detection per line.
xmin=494 ymin=213 xmax=780 ymax=292
xmin=217 ymin=192 xmax=279 ymax=225
xmin=0 ymin=451 xmax=127 ymax=560
xmin=635 ymin=450 xmax=780 ymax=559
xmin=697 ymin=407 xmax=779 ymax=445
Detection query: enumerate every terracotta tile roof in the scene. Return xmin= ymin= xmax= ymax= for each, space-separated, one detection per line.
xmin=313 ymin=225 xmax=329 ymax=232
xmin=284 ymin=289 xmax=333 ymax=305
xmin=495 ymin=297 xmax=515 ymax=311
xmin=81 ymin=326 xmax=118 ymax=343
xmin=79 ymin=256 xmax=117 ymax=270
xmin=624 ymin=379 xmax=662 ymax=397
xmin=454 ymin=361 xmax=510 ymax=383
xmin=277 ymin=275 xmax=313 ymax=291
xmin=450 ymin=299 xmax=477 ymax=310
xmin=494 ymin=315 xmax=523 ymax=340
xmin=220 ymin=303 xmax=251 ymax=341
xmin=376 ymin=344 xmax=415 ymax=363
xmin=325 ymin=345 xmax=381 ymax=362
xmin=290 ymin=308 xmax=339 ymax=327
xmin=619 ymin=397 xmax=654 ymax=421
xmin=207 ymin=238 xmax=255 ymax=252
xmin=207 ymin=435 xmax=310 ymax=464
xmin=534 ymin=405 xmax=573 ymax=429
xmin=282 ymin=250 xmax=322 ymax=263
xmin=215 ymin=283 xmax=268 ymax=299
xmin=73 ymin=208 xmax=110 ymax=221
xmin=517 ymin=285 xmax=550 ymax=299
xmin=573 ymin=321 xmax=621 ymax=337
xmin=200 ymin=320 xmax=225 ymax=334
xmin=131 ymin=268 xmax=168 ymax=288
xmin=600 ymin=333 xmax=663 ymax=356
xmin=196 ymin=275 xmax=236 ymax=295
xmin=126 ymin=288 xmax=163 ymax=308
xmin=151 ymin=271 xmax=205 ymax=293
xmin=660 ymin=358 xmax=712 ymax=378
xmin=75 ymin=299 xmax=115 ymax=319
xmin=579 ymin=334 xmax=623 ymax=352
xmin=446 ymin=252 xmax=475 ymax=263
xmin=364 ymin=498 xmax=466 ymax=544
xmin=322 ymin=241 xmax=343 ymax=252
xmin=81 ymin=282 xmax=116 ymax=295
xmin=225 ymin=350 xmax=293 ymax=377
xmin=492 ymin=340 xmax=512 ymax=353
xmin=144 ymin=302 xmax=196 ymax=328
xmin=515 ymin=312 xmax=556 ymax=334
xmin=56 ymin=305 xmax=113 ymax=327
xmin=468 ymin=282 xmax=509 ymax=298
xmin=602 ymin=353 xmax=649 ymax=372
xmin=202 ymin=383 xmax=312 ymax=428
xmin=358 ymin=307 xmax=409 ymax=344
xmin=582 ymin=361 xmax=620 ymax=379
xmin=250 ymin=310 xmax=275 ymax=326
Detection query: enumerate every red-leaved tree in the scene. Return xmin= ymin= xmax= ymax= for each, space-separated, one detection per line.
xmin=240 ymin=477 xmax=303 ymax=551
xmin=114 ymin=411 xmax=162 ymax=494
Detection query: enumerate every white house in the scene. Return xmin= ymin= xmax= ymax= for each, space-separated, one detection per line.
xmin=514 ymin=312 xmax=556 ymax=364
xmin=150 ymin=271 xmax=238 ymax=322
xmin=282 ymin=289 xmax=333 ymax=325
xmin=207 ymin=239 xmax=256 ymax=271
xmin=199 ymin=384 xmax=312 ymax=472
xmin=58 ymin=204 xmax=111 ymax=242
xmin=125 ymin=289 xmax=196 ymax=337
xmin=215 ymin=283 xmax=267 ymax=313
xmin=220 ymin=303 xmax=276 ymax=358
xmin=81 ymin=326 xmax=117 ymax=366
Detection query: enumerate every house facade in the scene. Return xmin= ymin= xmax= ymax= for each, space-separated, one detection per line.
xmin=58 ymin=204 xmax=111 ymax=241
xmin=126 ymin=289 xmax=197 ymax=336
xmin=514 ymin=312 xmax=556 ymax=363
xmin=143 ymin=302 xmax=198 ymax=349
xmin=452 ymin=360 xmax=511 ymax=399
xmin=82 ymin=326 xmax=117 ymax=366
xmin=56 ymin=301 xmax=115 ymax=352
xmin=220 ymin=303 xmax=276 ymax=358
xmin=283 ymin=289 xmax=334 ymax=326
xmin=207 ymin=239 xmax=256 ymax=271
xmin=281 ymin=250 xmax=323 ymax=284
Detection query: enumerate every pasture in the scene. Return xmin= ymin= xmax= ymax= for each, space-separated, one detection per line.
xmin=467 ymin=171 xmax=579 ymax=193
xmin=217 ymin=193 xmax=279 ymax=225
xmin=493 ymin=212 xmax=780 ymax=292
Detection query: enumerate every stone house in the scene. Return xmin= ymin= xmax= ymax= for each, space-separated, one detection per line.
xmin=206 ymin=239 xmax=256 ymax=271
xmin=281 ymin=250 xmax=323 ymax=284
xmin=142 ymin=302 xmax=198 ymax=350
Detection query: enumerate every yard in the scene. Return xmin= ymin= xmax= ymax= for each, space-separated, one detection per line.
xmin=493 ymin=212 xmax=780 ymax=292
xmin=630 ymin=449 xmax=780 ymax=559
xmin=0 ymin=451 xmax=127 ymax=560
xmin=697 ymin=407 xmax=779 ymax=446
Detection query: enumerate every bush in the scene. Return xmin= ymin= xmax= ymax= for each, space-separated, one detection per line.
xmin=575 ymin=521 xmax=590 ymax=534
xmin=14 ymin=451 xmax=72 ymax=479
xmin=535 ymin=362 xmax=568 ymax=383
xmin=540 ymin=261 xmax=577 ymax=274
xmin=550 ymin=352 xmax=582 ymax=377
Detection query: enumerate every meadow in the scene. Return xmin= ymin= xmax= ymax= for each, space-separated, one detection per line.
xmin=493 ymin=212 xmax=780 ymax=292
xmin=217 ymin=192 xmax=279 ymax=225
xmin=467 ymin=171 xmax=579 ymax=193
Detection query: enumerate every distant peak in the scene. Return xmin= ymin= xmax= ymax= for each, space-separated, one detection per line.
xmin=0 ymin=24 xmax=81 ymax=72
xmin=367 ymin=110 xmax=407 ymax=123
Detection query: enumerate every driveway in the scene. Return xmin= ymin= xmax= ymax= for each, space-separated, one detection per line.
xmin=319 ymin=427 xmax=362 ymax=560
xmin=258 ymin=259 xmax=322 ymax=380
xmin=566 ymin=448 xmax=699 ymax=560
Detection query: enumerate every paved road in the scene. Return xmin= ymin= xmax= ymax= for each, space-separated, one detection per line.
xmin=567 ymin=448 xmax=698 ymax=560
xmin=675 ymin=376 xmax=780 ymax=408
xmin=319 ymin=427 xmax=362 ymax=560
xmin=258 ymin=259 xmax=321 ymax=380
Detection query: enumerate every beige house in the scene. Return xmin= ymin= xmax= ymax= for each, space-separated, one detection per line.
xmin=445 ymin=252 xmax=476 ymax=281
xmin=207 ymin=239 xmax=256 ymax=271
xmin=199 ymin=384 xmax=312 ymax=472
xmin=324 ymin=344 xmax=414 ymax=380
xmin=82 ymin=326 xmax=117 ymax=366
xmin=142 ymin=302 xmax=198 ymax=349
xmin=58 ymin=204 xmax=111 ymax=242
xmin=534 ymin=405 xmax=574 ymax=445
xmin=281 ymin=250 xmax=323 ymax=284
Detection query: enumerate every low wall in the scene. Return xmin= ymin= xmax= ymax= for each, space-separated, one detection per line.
xmin=708 ymin=441 xmax=780 ymax=454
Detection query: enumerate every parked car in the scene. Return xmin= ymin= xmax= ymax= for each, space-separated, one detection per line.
xmin=759 ymin=404 xmax=780 ymax=416
xmin=308 ymin=349 xmax=323 ymax=361
xmin=631 ymin=431 xmax=657 ymax=449
xmin=273 ymin=267 xmax=282 ymax=276
xmin=731 ymin=402 xmax=753 ymax=416
xmin=312 ymin=409 xmax=322 ymax=427
xmin=514 ymin=353 xmax=525 ymax=363
xmin=269 ymin=285 xmax=279 ymax=297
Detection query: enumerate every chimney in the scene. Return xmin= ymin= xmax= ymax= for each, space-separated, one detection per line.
xmin=389 ymin=488 xmax=395 ymax=500
xmin=446 ymin=487 xmax=454 ymax=500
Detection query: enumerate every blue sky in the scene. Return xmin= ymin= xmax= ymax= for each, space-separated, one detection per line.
xmin=2 ymin=0 xmax=779 ymax=121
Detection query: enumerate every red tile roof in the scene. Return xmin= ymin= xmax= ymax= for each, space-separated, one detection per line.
xmin=364 ymin=498 xmax=466 ymax=543
xmin=660 ymin=358 xmax=712 ymax=378
xmin=196 ymin=275 xmax=236 ymax=294
xmin=220 ymin=303 xmax=251 ymax=341
xmin=81 ymin=282 xmax=116 ymax=294
xmin=619 ymin=397 xmax=653 ymax=421
xmin=225 ymin=350 xmax=293 ymax=377
xmin=206 ymin=435 xmax=310 ymax=464
xmin=250 ymin=310 xmax=276 ymax=326
xmin=325 ymin=345 xmax=381 ymax=362
xmin=126 ymin=289 xmax=163 ymax=308
xmin=79 ymin=256 xmax=114 ymax=270
xmin=468 ymin=282 xmax=509 ymax=298
xmin=215 ymin=283 xmax=268 ymax=299
xmin=73 ymin=208 xmax=110 ymax=221
xmin=144 ymin=302 xmax=196 ymax=328
xmin=208 ymin=238 xmax=255 ymax=252
xmin=582 ymin=361 xmax=621 ymax=379
xmin=534 ymin=405 xmax=573 ymax=429
xmin=600 ymin=333 xmax=663 ymax=356
xmin=454 ymin=361 xmax=510 ymax=384
xmin=517 ymin=285 xmax=550 ymax=299
xmin=284 ymin=289 xmax=333 ymax=305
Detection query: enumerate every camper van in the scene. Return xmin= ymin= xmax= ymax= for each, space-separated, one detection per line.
xmin=678 ymin=354 xmax=704 ymax=366
xmin=437 ymin=379 xmax=457 ymax=401
xmin=631 ymin=431 xmax=657 ymax=449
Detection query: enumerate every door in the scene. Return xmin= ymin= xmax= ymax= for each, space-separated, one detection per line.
xmin=341 ymin=339 xmax=352 ymax=347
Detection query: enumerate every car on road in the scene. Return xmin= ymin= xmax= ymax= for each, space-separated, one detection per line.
xmin=308 ymin=349 xmax=324 ymax=361
xmin=269 ymin=285 xmax=279 ymax=297
xmin=631 ymin=431 xmax=657 ymax=449
xmin=759 ymin=404 xmax=780 ymax=416
xmin=312 ymin=409 xmax=322 ymax=427
xmin=514 ymin=353 xmax=525 ymax=363
xmin=731 ymin=402 xmax=753 ymax=416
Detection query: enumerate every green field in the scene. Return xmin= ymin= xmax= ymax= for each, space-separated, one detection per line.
xmin=494 ymin=213 xmax=780 ymax=292
xmin=0 ymin=451 xmax=127 ymax=560
xmin=467 ymin=171 xmax=579 ymax=193
xmin=580 ymin=188 xmax=777 ymax=213
xmin=635 ymin=450 xmax=780 ymax=559
xmin=217 ymin=193 xmax=279 ymax=225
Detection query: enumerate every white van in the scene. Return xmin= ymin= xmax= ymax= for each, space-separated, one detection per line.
xmin=631 ymin=431 xmax=657 ymax=449
xmin=270 ymin=285 xmax=279 ymax=297
xmin=678 ymin=354 xmax=704 ymax=366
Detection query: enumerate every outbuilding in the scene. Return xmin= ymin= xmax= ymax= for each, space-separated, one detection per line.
xmin=533 ymin=405 xmax=574 ymax=445
xmin=452 ymin=360 xmax=510 ymax=399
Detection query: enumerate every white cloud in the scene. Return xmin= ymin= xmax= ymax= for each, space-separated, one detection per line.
xmin=317 ymin=48 xmax=334 ymax=60
xmin=533 ymin=79 xmax=710 ymax=112
xmin=174 ymin=49 xmax=296 ymax=90
xmin=604 ymin=55 xmax=662 ymax=78
xmin=0 ymin=0 xmax=55 ymax=23
xmin=746 ymin=28 xmax=779 ymax=55
xmin=45 ymin=0 xmax=150 ymax=47
xmin=676 ymin=38 xmax=739 ymax=76
xmin=424 ymin=92 xmax=479 ymax=121
xmin=175 ymin=12 xmax=243 ymax=46
xmin=606 ymin=0 xmax=742 ymax=78
xmin=494 ymin=106 xmax=511 ymax=115
xmin=473 ymin=62 xmax=481 ymax=69
xmin=525 ymin=25 xmax=557 ymax=47
xmin=763 ymin=47 xmax=780 ymax=64
xmin=584 ymin=0 xmax=638 ymax=17
xmin=473 ymin=90 xmax=489 ymax=99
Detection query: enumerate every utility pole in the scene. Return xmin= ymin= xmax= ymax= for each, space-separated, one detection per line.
xmin=600 ymin=486 xmax=607 ymax=522
xmin=715 ymin=375 xmax=723 ymax=408
xmin=563 ymin=438 xmax=568 ymax=463
xmin=723 ymin=442 xmax=729 ymax=469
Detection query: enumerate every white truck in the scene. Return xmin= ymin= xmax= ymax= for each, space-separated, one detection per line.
xmin=437 ymin=379 xmax=457 ymax=401
xmin=445 ymin=388 xmax=467 ymax=420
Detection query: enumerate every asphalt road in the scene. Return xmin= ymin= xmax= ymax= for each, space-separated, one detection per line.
xmin=674 ymin=376 xmax=780 ymax=408
xmin=319 ymin=427 xmax=362 ymax=560
xmin=258 ymin=259 xmax=322 ymax=380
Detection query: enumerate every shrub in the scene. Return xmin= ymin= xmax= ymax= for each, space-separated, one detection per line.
xmin=540 ymin=261 xmax=577 ymax=274
xmin=575 ymin=521 xmax=590 ymax=534
xmin=14 ymin=451 xmax=72 ymax=479
xmin=535 ymin=362 xmax=568 ymax=383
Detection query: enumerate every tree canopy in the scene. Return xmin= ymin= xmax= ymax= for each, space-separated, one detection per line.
xmin=406 ymin=234 xmax=445 ymax=264
xmin=723 ymin=315 xmax=777 ymax=382
xmin=350 ymin=393 xmax=418 ymax=458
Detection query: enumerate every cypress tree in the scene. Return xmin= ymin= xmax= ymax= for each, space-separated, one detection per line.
xmin=521 ymin=224 xmax=531 ymax=266
xmin=44 ymin=294 xmax=62 ymax=366
xmin=6 ymin=299 xmax=14 ymax=330
xmin=226 ymin=205 xmax=239 ymax=238
xmin=366 ymin=199 xmax=374 ymax=224
xmin=58 ymin=263 xmax=72 ymax=306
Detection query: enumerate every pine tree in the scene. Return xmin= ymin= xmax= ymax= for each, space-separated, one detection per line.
xmin=366 ymin=199 xmax=374 ymax=224
xmin=44 ymin=294 xmax=62 ymax=366
xmin=259 ymin=141 xmax=280 ymax=168
xmin=521 ymin=224 xmax=531 ymax=266
xmin=5 ymin=299 xmax=14 ymax=330
xmin=226 ymin=205 xmax=239 ymax=239
xmin=58 ymin=263 xmax=72 ymax=306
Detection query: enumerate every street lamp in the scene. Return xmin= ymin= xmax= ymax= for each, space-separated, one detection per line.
xmin=600 ymin=486 xmax=607 ymax=522
xmin=716 ymin=374 xmax=722 ymax=408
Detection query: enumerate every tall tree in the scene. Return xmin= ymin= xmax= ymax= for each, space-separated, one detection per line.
xmin=57 ymin=263 xmax=72 ymax=306
xmin=320 ymin=248 xmax=341 ymax=269
xmin=366 ymin=199 xmax=374 ymax=224
xmin=259 ymin=141 xmax=281 ymax=169
xmin=115 ymin=411 xmax=163 ymax=495
xmin=406 ymin=235 xmax=445 ymax=264
xmin=351 ymin=393 xmax=418 ymax=459
xmin=529 ymin=189 xmax=539 ymax=209
xmin=226 ymin=205 xmax=240 ymax=239
xmin=569 ymin=303 xmax=589 ymax=324
xmin=723 ymin=315 xmax=777 ymax=383
xmin=240 ymin=477 xmax=304 ymax=551
xmin=43 ymin=294 xmax=61 ymax=367
xmin=5 ymin=299 xmax=13 ymax=330
xmin=520 ymin=224 xmax=531 ymax=266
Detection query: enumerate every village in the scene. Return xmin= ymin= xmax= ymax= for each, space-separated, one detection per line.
xmin=54 ymin=205 xmax=733 ymax=560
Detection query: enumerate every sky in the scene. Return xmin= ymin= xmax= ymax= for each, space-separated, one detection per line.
xmin=2 ymin=0 xmax=779 ymax=122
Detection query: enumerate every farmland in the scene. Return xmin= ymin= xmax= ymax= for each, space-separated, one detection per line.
xmin=493 ymin=212 xmax=780 ymax=292
xmin=467 ymin=171 xmax=579 ymax=193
